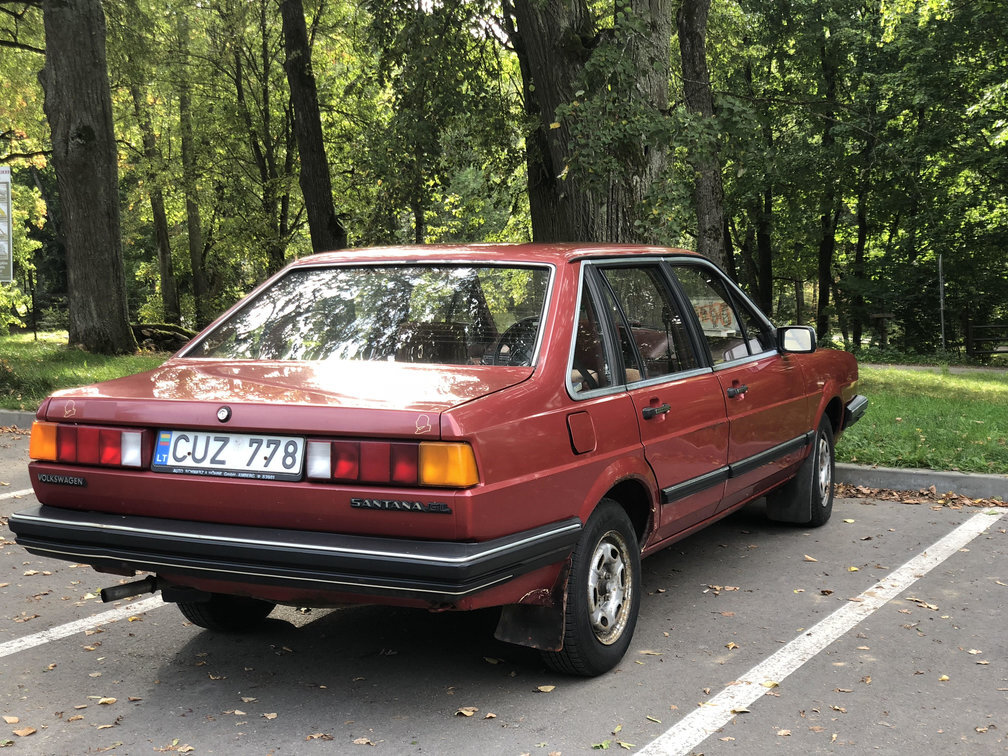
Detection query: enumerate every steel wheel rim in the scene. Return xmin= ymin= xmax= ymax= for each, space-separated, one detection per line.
xmin=586 ymin=530 xmax=633 ymax=645
xmin=816 ymin=435 xmax=832 ymax=506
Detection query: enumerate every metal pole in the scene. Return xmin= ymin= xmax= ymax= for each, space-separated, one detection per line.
xmin=939 ymin=254 xmax=946 ymax=351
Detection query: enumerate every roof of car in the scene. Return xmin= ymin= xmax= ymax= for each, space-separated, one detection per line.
xmin=289 ymin=243 xmax=703 ymax=268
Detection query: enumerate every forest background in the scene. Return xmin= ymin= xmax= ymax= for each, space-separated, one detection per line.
xmin=0 ymin=0 xmax=1005 ymax=357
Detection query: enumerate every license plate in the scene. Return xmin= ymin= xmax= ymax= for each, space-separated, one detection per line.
xmin=152 ymin=430 xmax=305 ymax=481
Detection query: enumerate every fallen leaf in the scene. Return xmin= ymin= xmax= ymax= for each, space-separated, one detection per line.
xmin=761 ymin=680 xmax=780 ymax=689
xmin=938 ymin=675 xmax=949 ymax=682
xmin=639 ymin=650 xmax=663 ymax=656
xmin=306 ymin=733 xmax=334 ymax=741
xmin=484 ymin=713 xmax=496 ymax=719
xmin=1 ymin=718 xmax=17 ymax=725
xmin=730 ymin=707 xmax=750 ymax=714
xmin=726 ymin=642 xmax=739 ymax=650
xmin=617 ymin=742 xmax=635 ymax=750
xmin=240 ymin=697 xmax=257 ymax=703
xmin=262 ymin=712 xmax=278 ymax=720
xmin=592 ymin=741 xmax=611 ymax=750
xmin=455 ymin=707 xmax=478 ymax=717
xmin=847 ymin=566 xmax=860 ymax=572
xmin=804 ymin=555 xmax=818 ymax=562
xmin=353 ymin=737 xmax=375 ymax=746
xmin=13 ymin=728 xmax=36 ymax=737
xmin=536 ymin=685 xmax=555 ymax=693
xmin=98 ymin=698 xmax=116 ymax=706
xmin=646 ymin=715 xmax=661 ymax=723
xmin=843 ymin=519 xmax=855 ymax=523
xmin=777 ymin=729 xmax=792 ymax=736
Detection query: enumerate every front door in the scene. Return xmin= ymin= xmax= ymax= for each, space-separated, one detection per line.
xmin=671 ymin=264 xmax=812 ymax=511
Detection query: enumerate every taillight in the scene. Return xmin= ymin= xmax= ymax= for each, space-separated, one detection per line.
xmin=30 ymin=421 xmax=144 ymax=468
xmin=306 ymin=439 xmax=478 ymax=488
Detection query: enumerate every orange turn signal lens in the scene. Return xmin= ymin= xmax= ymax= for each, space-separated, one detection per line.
xmin=29 ymin=421 xmax=58 ymax=461
xmin=419 ymin=442 xmax=479 ymax=488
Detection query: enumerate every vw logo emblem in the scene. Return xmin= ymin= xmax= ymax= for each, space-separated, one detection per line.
xmin=217 ymin=406 xmax=232 ymax=423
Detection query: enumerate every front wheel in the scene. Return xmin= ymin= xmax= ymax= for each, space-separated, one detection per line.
xmin=766 ymin=416 xmax=835 ymax=526
xmin=806 ymin=418 xmax=836 ymax=527
xmin=541 ymin=499 xmax=641 ymax=676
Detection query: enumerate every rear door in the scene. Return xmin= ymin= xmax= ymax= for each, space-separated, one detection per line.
xmin=587 ymin=264 xmax=729 ymax=538
xmin=670 ymin=263 xmax=813 ymax=511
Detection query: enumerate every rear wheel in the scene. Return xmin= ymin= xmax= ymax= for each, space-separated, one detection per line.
xmin=541 ymin=499 xmax=641 ymax=676
xmin=177 ymin=594 xmax=276 ymax=632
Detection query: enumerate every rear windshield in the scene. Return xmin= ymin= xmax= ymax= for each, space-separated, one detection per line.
xmin=185 ymin=264 xmax=551 ymax=365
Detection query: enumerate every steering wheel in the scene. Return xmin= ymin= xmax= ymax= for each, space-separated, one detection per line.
xmin=488 ymin=316 xmax=539 ymax=366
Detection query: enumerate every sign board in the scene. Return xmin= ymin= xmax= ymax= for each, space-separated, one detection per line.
xmin=0 ymin=166 xmax=11 ymax=283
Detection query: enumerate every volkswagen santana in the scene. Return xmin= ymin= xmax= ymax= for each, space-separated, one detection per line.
xmin=11 ymin=244 xmax=866 ymax=676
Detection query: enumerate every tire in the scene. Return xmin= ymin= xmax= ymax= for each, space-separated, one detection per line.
xmin=806 ymin=418 xmax=836 ymax=527
xmin=766 ymin=416 xmax=835 ymax=526
xmin=177 ymin=594 xmax=276 ymax=632
xmin=541 ymin=499 xmax=641 ymax=676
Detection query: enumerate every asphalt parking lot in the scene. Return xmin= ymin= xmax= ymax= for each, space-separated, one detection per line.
xmin=1 ymin=428 xmax=1005 ymax=754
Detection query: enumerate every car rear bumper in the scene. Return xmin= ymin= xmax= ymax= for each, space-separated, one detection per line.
xmin=9 ymin=505 xmax=581 ymax=604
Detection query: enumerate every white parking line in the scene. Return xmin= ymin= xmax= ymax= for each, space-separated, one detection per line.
xmin=0 ymin=596 xmax=165 ymax=659
xmin=637 ymin=508 xmax=1005 ymax=756
xmin=1 ymin=488 xmax=34 ymax=501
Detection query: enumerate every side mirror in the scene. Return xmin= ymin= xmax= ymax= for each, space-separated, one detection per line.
xmin=778 ymin=326 xmax=817 ymax=353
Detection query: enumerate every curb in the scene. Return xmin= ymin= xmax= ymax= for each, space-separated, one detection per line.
xmin=836 ymin=463 xmax=1006 ymax=502
xmin=2 ymin=409 xmax=1004 ymax=501
xmin=0 ymin=409 xmax=36 ymax=429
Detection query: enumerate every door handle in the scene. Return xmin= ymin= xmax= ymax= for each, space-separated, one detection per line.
xmin=642 ymin=403 xmax=671 ymax=420
xmin=726 ymin=384 xmax=749 ymax=398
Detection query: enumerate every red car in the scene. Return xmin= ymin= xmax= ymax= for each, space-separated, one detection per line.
xmin=11 ymin=244 xmax=865 ymax=676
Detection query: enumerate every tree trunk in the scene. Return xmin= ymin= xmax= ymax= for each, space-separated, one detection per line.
xmin=129 ymin=85 xmax=181 ymax=325
xmin=40 ymin=0 xmax=136 ymax=354
xmin=280 ymin=0 xmax=347 ymax=253
xmin=177 ymin=12 xmax=210 ymax=328
xmin=815 ymin=23 xmax=839 ymax=338
xmin=506 ymin=0 xmax=671 ymax=243
xmin=678 ymin=0 xmax=728 ymax=271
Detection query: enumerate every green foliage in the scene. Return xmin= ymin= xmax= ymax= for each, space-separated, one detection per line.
xmin=0 ymin=332 xmax=167 ymax=411
xmin=0 ymin=0 xmax=1002 ymax=353
xmin=837 ymin=366 xmax=1008 ymax=473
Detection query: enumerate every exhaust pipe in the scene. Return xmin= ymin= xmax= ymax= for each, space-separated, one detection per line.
xmin=99 ymin=575 xmax=159 ymax=603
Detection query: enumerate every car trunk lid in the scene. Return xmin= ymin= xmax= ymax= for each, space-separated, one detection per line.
xmin=39 ymin=359 xmax=533 ymax=439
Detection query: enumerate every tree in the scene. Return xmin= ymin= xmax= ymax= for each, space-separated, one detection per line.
xmin=39 ymin=0 xmax=136 ymax=353
xmin=280 ymin=0 xmax=346 ymax=252
xmin=678 ymin=0 xmax=728 ymax=270
xmin=505 ymin=0 xmax=673 ymax=243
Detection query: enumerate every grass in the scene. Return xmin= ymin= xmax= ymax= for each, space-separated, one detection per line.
xmin=836 ymin=365 xmax=1008 ymax=474
xmin=1 ymin=334 xmax=1005 ymax=474
xmin=0 ymin=332 xmax=168 ymax=412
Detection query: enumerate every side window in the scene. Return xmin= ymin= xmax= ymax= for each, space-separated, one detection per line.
xmin=673 ymin=265 xmax=773 ymax=365
xmin=734 ymin=298 xmax=776 ymax=354
xmin=570 ymin=284 xmax=614 ymax=393
xmin=598 ymin=266 xmax=699 ymax=381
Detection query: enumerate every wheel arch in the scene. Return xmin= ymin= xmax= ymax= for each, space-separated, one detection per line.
xmin=823 ymin=395 xmax=843 ymax=434
xmin=602 ymin=477 xmax=652 ymax=546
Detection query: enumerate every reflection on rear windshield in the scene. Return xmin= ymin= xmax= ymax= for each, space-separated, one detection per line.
xmin=186 ymin=265 xmax=551 ymax=366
